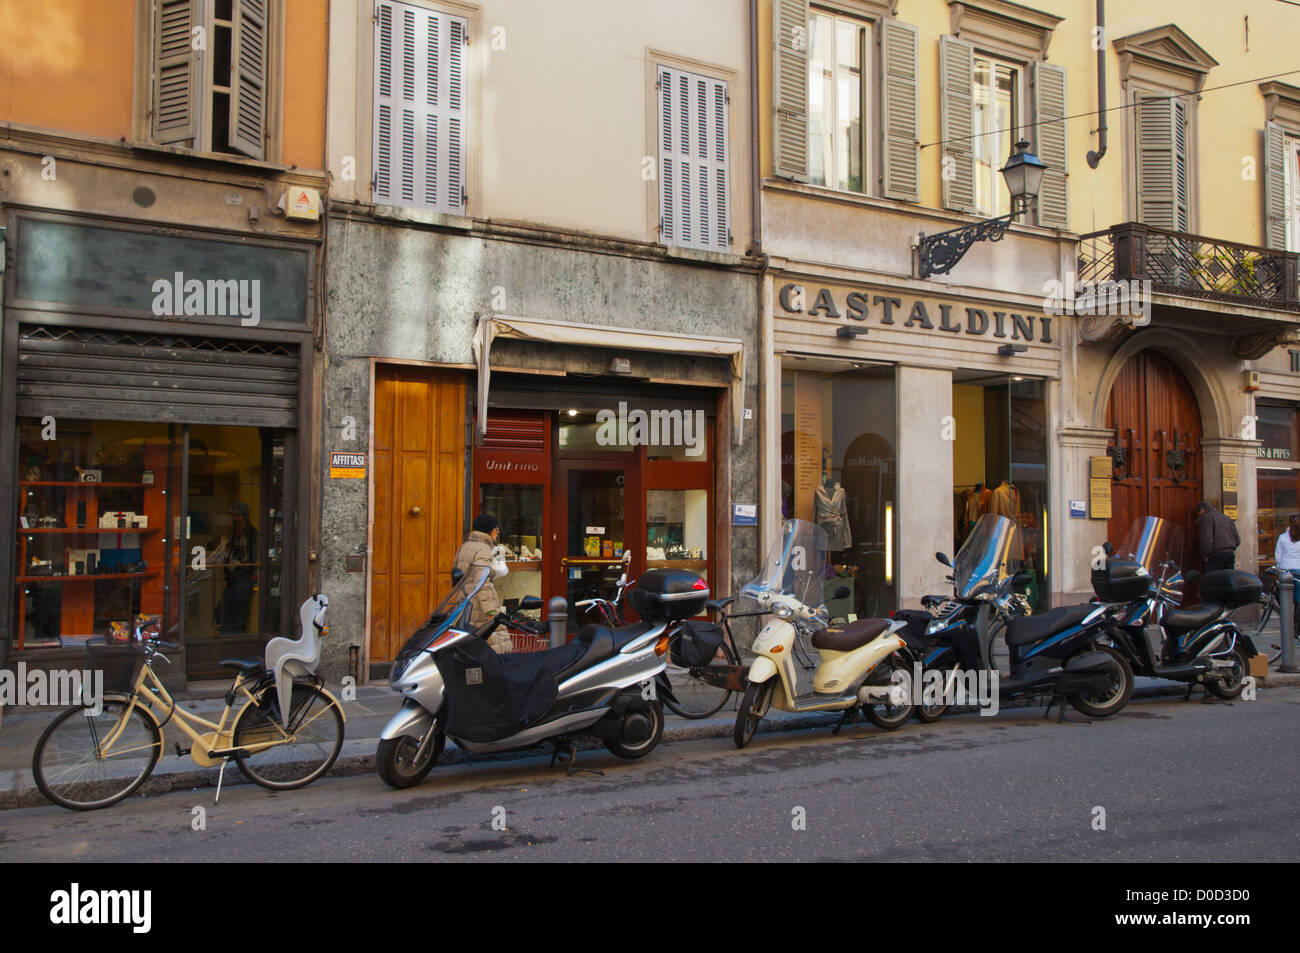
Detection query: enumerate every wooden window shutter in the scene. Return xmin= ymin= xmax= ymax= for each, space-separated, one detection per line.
xmin=229 ymin=0 xmax=268 ymax=159
xmin=1033 ymin=60 xmax=1068 ymax=229
xmin=658 ymin=66 xmax=730 ymax=251
xmin=1136 ymin=95 xmax=1177 ymax=230
xmin=1173 ymin=98 xmax=1189 ymax=231
xmin=373 ymin=1 xmax=466 ymax=214
xmin=773 ymin=0 xmax=809 ymax=180
xmin=1264 ymin=121 xmax=1287 ymax=250
xmin=939 ymin=35 xmax=975 ymax=213
xmin=152 ymin=0 xmax=200 ymax=145
xmin=880 ymin=20 xmax=919 ymax=202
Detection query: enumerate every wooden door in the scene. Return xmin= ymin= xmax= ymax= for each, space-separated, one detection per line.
xmin=1105 ymin=350 xmax=1203 ymax=564
xmin=370 ymin=367 xmax=464 ymax=664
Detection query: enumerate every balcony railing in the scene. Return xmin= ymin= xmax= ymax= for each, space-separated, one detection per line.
xmin=1077 ymin=223 xmax=1300 ymax=312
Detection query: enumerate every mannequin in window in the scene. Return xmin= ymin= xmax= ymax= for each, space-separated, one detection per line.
xmin=965 ymin=482 xmax=985 ymax=528
xmin=815 ymin=473 xmax=852 ymax=552
xmin=991 ymin=480 xmax=1020 ymax=519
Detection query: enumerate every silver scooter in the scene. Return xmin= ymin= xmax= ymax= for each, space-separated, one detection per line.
xmin=377 ymin=564 xmax=707 ymax=787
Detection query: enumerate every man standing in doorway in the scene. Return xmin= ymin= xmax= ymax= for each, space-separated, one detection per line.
xmin=1195 ymin=500 xmax=1239 ymax=572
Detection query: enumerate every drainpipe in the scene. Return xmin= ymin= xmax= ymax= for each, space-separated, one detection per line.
xmin=748 ymin=0 xmax=762 ymax=256
xmin=1086 ymin=0 xmax=1108 ymax=168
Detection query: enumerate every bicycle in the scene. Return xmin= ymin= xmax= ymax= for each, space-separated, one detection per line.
xmin=1227 ymin=566 xmax=1299 ymax=665
xmin=32 ymin=609 xmax=344 ymax=811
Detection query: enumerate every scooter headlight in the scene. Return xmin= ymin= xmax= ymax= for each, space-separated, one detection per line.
xmin=773 ymin=602 xmax=794 ymax=620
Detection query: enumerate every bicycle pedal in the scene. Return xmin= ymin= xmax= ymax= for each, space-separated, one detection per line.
xmin=174 ymin=743 xmax=191 ymax=757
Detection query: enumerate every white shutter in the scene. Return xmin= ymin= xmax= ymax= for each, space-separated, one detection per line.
xmin=1033 ymin=61 xmax=1068 ymax=229
xmin=1264 ymin=121 xmax=1286 ymax=250
xmin=373 ymin=1 xmax=466 ymax=214
xmin=658 ymin=66 xmax=730 ymax=252
xmin=1136 ymin=95 xmax=1180 ymax=230
xmin=880 ymin=20 xmax=919 ymax=202
xmin=229 ymin=0 xmax=268 ymax=160
xmin=939 ymin=35 xmax=975 ymax=213
xmin=152 ymin=0 xmax=199 ymax=145
xmin=773 ymin=0 xmax=810 ymax=180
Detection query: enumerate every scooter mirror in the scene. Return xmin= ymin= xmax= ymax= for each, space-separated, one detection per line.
xmin=936 ymin=552 xmax=952 ymax=568
xmin=832 ymin=585 xmax=850 ymax=600
xmin=1011 ymin=573 xmax=1032 ymax=591
xmin=450 ymin=567 xmax=464 ymax=585
xmin=518 ymin=595 xmax=544 ymax=611
xmin=1102 ymin=541 xmax=1114 ymax=556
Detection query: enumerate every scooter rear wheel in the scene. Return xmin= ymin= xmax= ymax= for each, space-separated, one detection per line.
xmin=863 ymin=655 xmax=915 ymax=730
xmin=376 ymin=731 xmax=445 ymax=789
xmin=1206 ymin=644 xmax=1251 ymax=700
xmin=1066 ymin=646 xmax=1133 ymax=717
xmin=734 ymin=680 xmax=773 ymax=749
xmin=603 ymin=700 xmax=664 ymax=759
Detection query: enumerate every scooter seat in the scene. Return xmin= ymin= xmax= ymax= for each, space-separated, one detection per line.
xmin=542 ymin=639 xmax=592 ymax=682
xmin=1005 ymin=604 xmax=1093 ymax=647
xmin=559 ymin=624 xmax=616 ymax=682
xmin=1162 ymin=603 xmax=1224 ymax=633
xmin=812 ymin=618 xmax=889 ymax=652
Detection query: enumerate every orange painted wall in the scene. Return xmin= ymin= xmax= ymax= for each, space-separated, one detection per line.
xmin=0 ymin=0 xmax=136 ymax=139
xmin=282 ymin=0 xmax=326 ymax=171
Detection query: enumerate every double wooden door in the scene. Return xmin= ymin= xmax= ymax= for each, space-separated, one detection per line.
xmin=1105 ymin=350 xmax=1203 ymax=563
xmin=370 ymin=367 xmax=464 ymax=665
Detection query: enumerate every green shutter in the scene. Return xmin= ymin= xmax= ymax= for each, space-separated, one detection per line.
xmin=1264 ymin=121 xmax=1287 ymax=250
xmin=773 ymin=0 xmax=809 ymax=180
xmin=1033 ymin=61 xmax=1068 ymax=229
xmin=939 ymin=35 xmax=975 ymax=213
xmin=152 ymin=0 xmax=199 ymax=145
xmin=229 ymin=0 xmax=268 ymax=160
xmin=881 ymin=20 xmax=919 ymax=202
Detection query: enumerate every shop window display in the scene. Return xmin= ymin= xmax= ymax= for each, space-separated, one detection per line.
xmin=1255 ymin=401 xmax=1300 ymax=572
xmin=480 ymin=483 xmax=544 ymax=612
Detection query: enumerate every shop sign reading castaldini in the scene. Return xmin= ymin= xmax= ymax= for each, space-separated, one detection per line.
xmin=779 ymin=284 xmax=1054 ymax=343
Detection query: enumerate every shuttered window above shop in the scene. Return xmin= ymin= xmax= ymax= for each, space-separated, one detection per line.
xmin=1135 ymin=93 xmax=1190 ymax=233
xmin=372 ymin=0 xmax=467 ymax=215
xmin=147 ymin=0 xmax=272 ymax=160
xmin=657 ymin=65 xmax=731 ymax=252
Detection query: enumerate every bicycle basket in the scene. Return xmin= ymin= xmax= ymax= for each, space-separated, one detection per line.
xmin=85 ymin=638 xmax=143 ymax=694
xmin=670 ymin=620 xmax=725 ymax=668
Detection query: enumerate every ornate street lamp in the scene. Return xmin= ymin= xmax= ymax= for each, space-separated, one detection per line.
xmin=916 ymin=140 xmax=1047 ymax=279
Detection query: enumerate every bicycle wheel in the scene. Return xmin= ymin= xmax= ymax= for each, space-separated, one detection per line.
xmin=33 ymin=697 xmax=162 ymax=811
xmin=663 ymin=638 xmax=739 ymax=719
xmin=232 ymin=681 xmax=344 ymax=790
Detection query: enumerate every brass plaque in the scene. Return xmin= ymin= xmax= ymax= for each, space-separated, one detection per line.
xmin=1090 ymin=456 xmax=1111 ymax=480
xmin=1222 ymin=463 xmax=1238 ymax=494
xmin=1089 ymin=477 xmax=1112 ymax=519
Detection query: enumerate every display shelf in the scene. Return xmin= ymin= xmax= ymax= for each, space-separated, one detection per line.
xmin=16 ymin=571 xmax=159 ymax=583
xmin=18 ymin=527 xmax=161 ymax=535
xmin=19 ymin=481 xmax=152 ymax=488
xmin=646 ymin=558 xmax=708 ymax=572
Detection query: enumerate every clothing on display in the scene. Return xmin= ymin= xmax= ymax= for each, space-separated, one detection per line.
xmin=815 ymin=481 xmax=852 ymax=551
xmin=991 ymin=481 xmax=1021 ymax=519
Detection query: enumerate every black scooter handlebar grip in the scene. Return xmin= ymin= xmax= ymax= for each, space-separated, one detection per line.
xmin=474 ymin=613 xmax=506 ymax=639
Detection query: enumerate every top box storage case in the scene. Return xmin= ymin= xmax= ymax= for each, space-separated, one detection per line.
xmin=1197 ymin=570 xmax=1262 ymax=608
xmin=1092 ymin=558 xmax=1152 ymax=602
xmin=627 ymin=569 xmax=709 ymax=620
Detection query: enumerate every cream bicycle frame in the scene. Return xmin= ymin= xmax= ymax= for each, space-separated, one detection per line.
xmin=98 ymin=658 xmax=344 ymax=765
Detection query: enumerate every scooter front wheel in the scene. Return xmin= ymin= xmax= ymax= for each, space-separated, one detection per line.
xmin=734 ymin=680 xmax=773 ymax=749
xmin=376 ymin=731 xmax=445 ymax=789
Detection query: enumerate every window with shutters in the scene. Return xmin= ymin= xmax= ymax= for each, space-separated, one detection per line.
xmin=807 ymin=10 xmax=871 ymax=195
xmin=372 ymin=1 xmax=467 ymax=215
xmin=1133 ymin=91 xmax=1191 ymax=233
xmin=1288 ymin=138 xmax=1300 ymax=252
xmin=971 ymin=55 xmax=1019 ymax=218
xmin=1260 ymin=83 xmax=1300 ymax=253
xmin=657 ymin=66 xmax=731 ymax=253
xmin=145 ymin=0 xmax=275 ymax=160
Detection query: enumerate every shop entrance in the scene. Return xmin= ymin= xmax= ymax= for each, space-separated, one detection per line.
xmin=1104 ymin=350 xmax=1203 ymax=560
xmin=553 ymin=461 xmax=642 ymax=622
xmin=369 ymin=366 xmax=465 ymax=667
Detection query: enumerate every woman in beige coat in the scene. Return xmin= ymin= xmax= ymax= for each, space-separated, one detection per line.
xmin=453 ymin=514 xmax=512 ymax=653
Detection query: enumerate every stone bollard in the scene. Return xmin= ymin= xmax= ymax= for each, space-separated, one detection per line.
xmin=547 ymin=596 xmax=568 ymax=649
xmin=1281 ymin=572 xmax=1299 ymax=674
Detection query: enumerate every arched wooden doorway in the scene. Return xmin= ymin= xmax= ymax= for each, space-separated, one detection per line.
xmin=1105 ymin=350 xmax=1203 ymax=562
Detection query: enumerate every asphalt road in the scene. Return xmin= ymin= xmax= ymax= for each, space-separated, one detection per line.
xmin=3 ymin=688 xmax=1297 ymax=862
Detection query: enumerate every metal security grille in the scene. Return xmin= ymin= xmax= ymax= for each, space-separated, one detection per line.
xmin=16 ymin=326 xmax=300 ymax=427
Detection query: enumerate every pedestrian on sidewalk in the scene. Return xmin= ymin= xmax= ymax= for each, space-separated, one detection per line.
xmin=1274 ymin=514 xmax=1300 ymax=615
xmin=453 ymin=514 xmax=513 ymax=654
xmin=1195 ymin=500 xmax=1239 ymax=572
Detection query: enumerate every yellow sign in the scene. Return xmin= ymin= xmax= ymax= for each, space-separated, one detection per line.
xmin=329 ymin=451 xmax=366 ymax=479
xmin=1090 ymin=455 xmax=1111 ymax=480
xmin=1089 ymin=477 xmax=1112 ymax=519
xmin=1222 ymin=463 xmax=1239 ymax=519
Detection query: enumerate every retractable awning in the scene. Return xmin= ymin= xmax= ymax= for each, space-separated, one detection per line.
xmin=472 ymin=314 xmax=745 ymax=444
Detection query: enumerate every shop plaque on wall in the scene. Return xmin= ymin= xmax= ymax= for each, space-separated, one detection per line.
xmin=1089 ymin=456 xmax=1111 ymax=519
xmin=1222 ymin=463 xmax=1239 ymax=520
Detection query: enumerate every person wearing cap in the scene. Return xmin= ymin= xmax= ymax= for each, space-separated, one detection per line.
xmin=453 ymin=514 xmax=512 ymax=653
xmin=220 ymin=500 xmax=259 ymax=633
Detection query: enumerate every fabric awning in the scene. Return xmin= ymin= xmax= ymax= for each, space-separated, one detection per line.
xmin=472 ymin=314 xmax=745 ymax=444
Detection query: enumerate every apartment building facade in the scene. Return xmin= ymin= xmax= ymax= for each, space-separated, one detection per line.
xmin=321 ymin=0 xmax=762 ymax=677
xmin=756 ymin=0 xmax=1300 ymax=612
xmin=0 ymin=0 xmax=329 ymax=685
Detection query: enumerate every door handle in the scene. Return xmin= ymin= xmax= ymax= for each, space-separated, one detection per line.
xmin=409 ymin=506 xmax=422 ymax=516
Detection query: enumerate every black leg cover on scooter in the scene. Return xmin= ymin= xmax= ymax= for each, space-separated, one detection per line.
xmin=435 ymin=639 xmax=560 ymax=743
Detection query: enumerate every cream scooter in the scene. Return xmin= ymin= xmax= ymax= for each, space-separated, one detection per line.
xmin=733 ymin=519 xmax=913 ymax=748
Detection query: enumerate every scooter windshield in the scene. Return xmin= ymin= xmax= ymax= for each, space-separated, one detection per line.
xmin=428 ymin=564 xmax=492 ymax=629
xmin=952 ymin=514 xmax=1023 ymax=600
xmin=1116 ymin=516 xmax=1184 ymax=573
xmin=738 ymin=518 xmax=830 ymax=609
